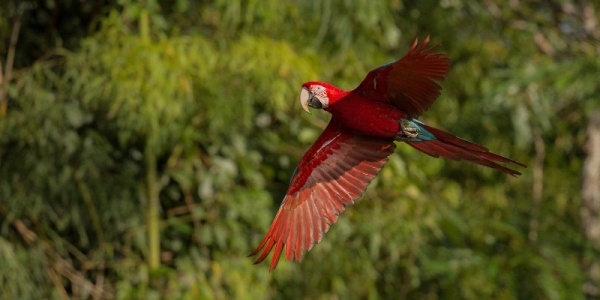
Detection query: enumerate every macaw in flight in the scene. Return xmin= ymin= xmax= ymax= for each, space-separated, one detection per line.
xmin=250 ymin=36 xmax=526 ymax=271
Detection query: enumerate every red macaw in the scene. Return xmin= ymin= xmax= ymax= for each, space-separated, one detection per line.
xmin=250 ymin=37 xmax=526 ymax=271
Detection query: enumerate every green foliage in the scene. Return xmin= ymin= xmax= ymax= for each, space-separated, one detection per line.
xmin=0 ymin=0 xmax=597 ymax=299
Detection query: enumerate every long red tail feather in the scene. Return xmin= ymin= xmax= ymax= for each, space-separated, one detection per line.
xmin=405 ymin=124 xmax=526 ymax=176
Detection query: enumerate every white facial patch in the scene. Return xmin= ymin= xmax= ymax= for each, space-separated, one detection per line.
xmin=311 ymin=85 xmax=329 ymax=108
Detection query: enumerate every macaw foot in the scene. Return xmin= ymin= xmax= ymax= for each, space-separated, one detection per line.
xmin=396 ymin=119 xmax=419 ymax=141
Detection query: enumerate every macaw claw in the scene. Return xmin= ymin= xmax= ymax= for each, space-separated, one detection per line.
xmin=396 ymin=119 xmax=419 ymax=140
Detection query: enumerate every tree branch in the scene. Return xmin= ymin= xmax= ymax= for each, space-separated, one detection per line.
xmin=581 ymin=109 xmax=600 ymax=297
xmin=0 ymin=4 xmax=25 ymax=116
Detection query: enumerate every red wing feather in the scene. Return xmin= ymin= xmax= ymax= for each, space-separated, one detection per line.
xmin=354 ymin=36 xmax=451 ymax=118
xmin=250 ymin=120 xmax=395 ymax=271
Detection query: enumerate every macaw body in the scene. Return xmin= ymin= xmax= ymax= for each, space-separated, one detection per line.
xmin=327 ymin=91 xmax=405 ymax=138
xmin=251 ymin=37 xmax=526 ymax=271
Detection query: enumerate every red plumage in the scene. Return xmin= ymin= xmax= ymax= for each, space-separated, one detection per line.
xmin=405 ymin=123 xmax=526 ymax=176
xmin=354 ymin=36 xmax=450 ymax=118
xmin=249 ymin=121 xmax=395 ymax=271
xmin=251 ymin=37 xmax=525 ymax=271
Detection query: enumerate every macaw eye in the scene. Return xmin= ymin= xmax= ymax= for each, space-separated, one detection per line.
xmin=311 ymin=85 xmax=329 ymax=107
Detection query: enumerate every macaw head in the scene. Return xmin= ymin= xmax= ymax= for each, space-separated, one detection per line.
xmin=300 ymin=82 xmax=345 ymax=113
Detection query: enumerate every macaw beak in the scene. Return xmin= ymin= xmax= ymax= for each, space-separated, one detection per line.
xmin=300 ymin=87 xmax=323 ymax=114
xmin=300 ymin=87 xmax=312 ymax=114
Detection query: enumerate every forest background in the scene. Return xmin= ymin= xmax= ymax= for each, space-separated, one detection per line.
xmin=1 ymin=0 xmax=599 ymax=299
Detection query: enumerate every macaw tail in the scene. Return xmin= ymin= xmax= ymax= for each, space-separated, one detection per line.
xmin=398 ymin=119 xmax=526 ymax=176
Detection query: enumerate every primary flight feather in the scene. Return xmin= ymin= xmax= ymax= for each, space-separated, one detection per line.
xmin=250 ymin=36 xmax=526 ymax=271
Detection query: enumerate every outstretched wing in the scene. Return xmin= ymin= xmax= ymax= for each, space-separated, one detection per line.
xmin=250 ymin=119 xmax=395 ymax=271
xmin=353 ymin=36 xmax=450 ymax=118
